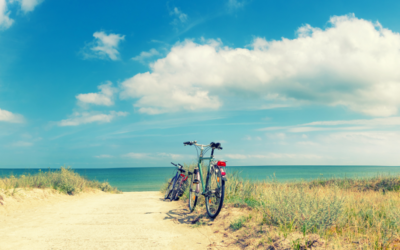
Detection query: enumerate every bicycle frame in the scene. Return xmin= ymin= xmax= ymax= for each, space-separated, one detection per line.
xmin=171 ymin=170 xmax=180 ymax=190
xmin=195 ymin=144 xmax=215 ymax=195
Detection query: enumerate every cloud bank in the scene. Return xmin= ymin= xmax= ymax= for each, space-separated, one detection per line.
xmin=121 ymin=14 xmax=400 ymax=116
xmin=123 ymin=152 xmax=186 ymax=160
xmin=0 ymin=108 xmax=24 ymax=123
xmin=260 ymin=116 xmax=400 ymax=133
xmin=1 ymin=0 xmax=44 ymax=29
xmin=58 ymin=111 xmax=127 ymax=126
xmin=0 ymin=0 xmax=13 ymax=29
xmin=12 ymin=0 xmax=44 ymax=13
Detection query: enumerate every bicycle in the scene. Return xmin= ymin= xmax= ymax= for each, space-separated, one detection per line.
xmin=164 ymin=162 xmax=190 ymax=201
xmin=184 ymin=141 xmax=227 ymax=218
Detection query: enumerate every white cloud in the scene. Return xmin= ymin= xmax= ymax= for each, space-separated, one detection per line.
xmin=297 ymin=141 xmax=319 ymax=146
xmin=260 ymin=116 xmax=400 ymax=133
xmin=83 ymin=31 xmax=125 ymax=61
xmin=288 ymin=126 xmax=368 ymax=133
xmin=225 ymin=130 xmax=400 ymax=165
xmin=12 ymin=0 xmax=44 ymax=13
xmin=121 ymin=14 xmax=400 ymax=116
xmin=122 ymin=152 xmax=187 ymax=160
xmin=0 ymin=0 xmax=13 ymax=29
xmin=224 ymin=153 xmax=323 ymax=160
xmin=76 ymin=82 xmax=117 ymax=106
xmin=170 ymin=7 xmax=187 ymax=25
xmin=94 ymin=154 xmax=113 ymax=159
xmin=258 ymin=104 xmax=291 ymax=110
xmin=305 ymin=116 xmax=400 ymax=127
xmin=0 ymin=108 xmax=24 ymax=123
xmin=157 ymin=152 xmax=186 ymax=160
xmin=249 ymin=136 xmax=262 ymax=141
xmin=266 ymin=133 xmax=286 ymax=140
xmin=122 ymin=153 xmax=149 ymax=159
xmin=224 ymin=154 xmax=247 ymax=159
xmin=0 ymin=0 xmax=44 ymax=30
xmin=132 ymin=48 xmax=161 ymax=64
xmin=314 ymin=131 xmax=400 ymax=165
xmin=58 ymin=111 xmax=128 ymax=126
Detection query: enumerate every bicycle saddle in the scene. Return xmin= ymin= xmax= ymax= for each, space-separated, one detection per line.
xmin=210 ymin=142 xmax=223 ymax=150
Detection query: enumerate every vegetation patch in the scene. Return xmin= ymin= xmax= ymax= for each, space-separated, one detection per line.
xmin=162 ymin=165 xmax=400 ymax=248
xmin=230 ymin=215 xmax=252 ymax=231
xmin=0 ymin=167 xmax=120 ymax=195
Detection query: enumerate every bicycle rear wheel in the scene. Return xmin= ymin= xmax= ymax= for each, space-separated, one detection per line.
xmin=164 ymin=178 xmax=174 ymax=199
xmin=188 ymin=171 xmax=198 ymax=212
xmin=205 ymin=166 xmax=225 ymax=218
xmin=171 ymin=176 xmax=182 ymax=201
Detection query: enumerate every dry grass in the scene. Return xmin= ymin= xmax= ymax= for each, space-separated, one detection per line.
xmin=162 ymin=167 xmax=400 ymax=249
xmin=0 ymin=167 xmax=120 ymax=196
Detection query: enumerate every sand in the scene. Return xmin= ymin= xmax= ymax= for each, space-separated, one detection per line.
xmin=0 ymin=191 xmax=235 ymax=250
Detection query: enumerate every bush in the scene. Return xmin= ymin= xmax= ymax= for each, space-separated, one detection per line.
xmin=0 ymin=167 xmax=120 ymax=195
xmin=261 ymin=185 xmax=345 ymax=234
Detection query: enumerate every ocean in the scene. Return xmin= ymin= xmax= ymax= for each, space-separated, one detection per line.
xmin=1 ymin=165 xmax=400 ymax=192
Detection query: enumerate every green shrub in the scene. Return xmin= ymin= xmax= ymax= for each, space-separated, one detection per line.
xmin=261 ymin=185 xmax=345 ymax=234
xmin=0 ymin=167 xmax=120 ymax=195
xmin=230 ymin=215 xmax=251 ymax=231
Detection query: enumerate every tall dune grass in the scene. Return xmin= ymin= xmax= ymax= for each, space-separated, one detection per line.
xmin=162 ymin=166 xmax=400 ymax=248
xmin=0 ymin=167 xmax=119 ymax=195
xmin=225 ymin=173 xmax=400 ymax=248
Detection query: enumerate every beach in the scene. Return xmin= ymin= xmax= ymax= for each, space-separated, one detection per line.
xmin=0 ymin=191 xmax=235 ymax=250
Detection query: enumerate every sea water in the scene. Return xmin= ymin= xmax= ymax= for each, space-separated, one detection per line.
xmin=1 ymin=165 xmax=400 ymax=192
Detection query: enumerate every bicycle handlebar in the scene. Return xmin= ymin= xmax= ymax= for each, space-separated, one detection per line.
xmin=183 ymin=141 xmax=223 ymax=150
xmin=183 ymin=141 xmax=197 ymax=146
xmin=171 ymin=162 xmax=185 ymax=172
xmin=171 ymin=162 xmax=184 ymax=168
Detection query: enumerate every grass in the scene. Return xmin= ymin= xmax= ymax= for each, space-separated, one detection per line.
xmin=0 ymin=167 xmax=120 ymax=195
xmin=161 ymin=166 xmax=400 ymax=248
xmin=230 ymin=215 xmax=252 ymax=231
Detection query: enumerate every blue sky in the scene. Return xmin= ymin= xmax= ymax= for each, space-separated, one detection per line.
xmin=1 ymin=0 xmax=400 ymax=168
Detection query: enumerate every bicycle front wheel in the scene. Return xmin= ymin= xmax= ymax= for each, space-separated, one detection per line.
xmin=188 ymin=172 xmax=198 ymax=212
xmin=205 ymin=167 xmax=225 ymax=218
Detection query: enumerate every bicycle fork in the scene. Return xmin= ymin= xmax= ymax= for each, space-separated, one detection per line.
xmin=193 ymin=168 xmax=201 ymax=195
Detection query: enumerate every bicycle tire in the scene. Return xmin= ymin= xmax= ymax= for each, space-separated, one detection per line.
xmin=205 ymin=166 xmax=225 ymax=218
xmin=171 ymin=176 xmax=182 ymax=201
xmin=188 ymin=172 xmax=198 ymax=212
xmin=164 ymin=179 xmax=174 ymax=199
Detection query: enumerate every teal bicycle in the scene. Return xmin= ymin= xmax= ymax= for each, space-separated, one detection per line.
xmin=183 ymin=141 xmax=227 ymax=218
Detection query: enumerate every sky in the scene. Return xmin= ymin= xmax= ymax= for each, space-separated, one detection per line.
xmin=1 ymin=0 xmax=400 ymax=168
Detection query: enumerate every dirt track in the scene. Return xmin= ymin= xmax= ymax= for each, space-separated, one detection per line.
xmin=0 ymin=191 xmax=230 ymax=250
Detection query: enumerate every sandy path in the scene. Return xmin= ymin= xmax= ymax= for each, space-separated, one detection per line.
xmin=0 ymin=192 xmax=223 ymax=250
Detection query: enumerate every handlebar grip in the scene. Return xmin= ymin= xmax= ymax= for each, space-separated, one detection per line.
xmin=183 ymin=141 xmax=196 ymax=145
